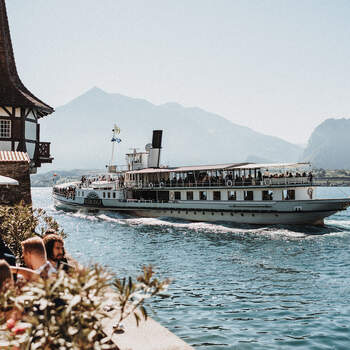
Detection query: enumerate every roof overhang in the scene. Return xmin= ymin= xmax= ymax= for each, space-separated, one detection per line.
xmin=127 ymin=162 xmax=311 ymax=175
xmin=228 ymin=162 xmax=311 ymax=170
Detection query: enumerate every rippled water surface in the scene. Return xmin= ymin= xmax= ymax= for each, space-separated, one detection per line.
xmin=33 ymin=187 xmax=350 ymax=350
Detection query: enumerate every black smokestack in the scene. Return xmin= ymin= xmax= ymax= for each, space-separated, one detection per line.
xmin=152 ymin=130 xmax=163 ymax=149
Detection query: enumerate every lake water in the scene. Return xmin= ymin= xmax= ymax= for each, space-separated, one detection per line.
xmin=33 ymin=187 xmax=350 ymax=350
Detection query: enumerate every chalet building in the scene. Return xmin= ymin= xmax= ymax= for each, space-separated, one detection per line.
xmin=0 ymin=0 xmax=54 ymax=174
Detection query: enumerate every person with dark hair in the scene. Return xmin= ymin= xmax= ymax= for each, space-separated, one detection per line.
xmin=0 ymin=236 xmax=16 ymax=266
xmin=0 ymin=259 xmax=13 ymax=290
xmin=43 ymin=234 xmax=72 ymax=272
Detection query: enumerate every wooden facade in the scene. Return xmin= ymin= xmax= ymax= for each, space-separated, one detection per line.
xmin=0 ymin=0 xmax=54 ymax=173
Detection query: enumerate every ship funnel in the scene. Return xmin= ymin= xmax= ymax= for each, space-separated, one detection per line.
xmin=147 ymin=130 xmax=163 ymax=168
xmin=152 ymin=130 xmax=163 ymax=149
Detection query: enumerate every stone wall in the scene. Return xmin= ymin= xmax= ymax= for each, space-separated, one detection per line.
xmin=0 ymin=162 xmax=31 ymax=205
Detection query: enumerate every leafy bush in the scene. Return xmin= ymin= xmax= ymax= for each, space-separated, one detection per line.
xmin=0 ymin=202 xmax=66 ymax=260
xmin=0 ymin=264 xmax=170 ymax=350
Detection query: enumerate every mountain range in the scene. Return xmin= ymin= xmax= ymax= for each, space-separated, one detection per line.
xmin=40 ymin=87 xmax=303 ymax=171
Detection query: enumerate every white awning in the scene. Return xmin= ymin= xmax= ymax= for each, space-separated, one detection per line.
xmin=126 ymin=162 xmax=311 ymax=174
xmin=228 ymin=162 xmax=311 ymax=170
xmin=127 ymin=163 xmax=250 ymax=174
xmin=0 ymin=175 xmax=19 ymax=186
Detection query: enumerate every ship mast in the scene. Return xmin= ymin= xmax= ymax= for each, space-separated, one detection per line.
xmin=108 ymin=124 xmax=121 ymax=172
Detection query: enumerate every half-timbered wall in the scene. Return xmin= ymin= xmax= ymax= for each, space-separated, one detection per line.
xmin=0 ymin=106 xmax=40 ymax=160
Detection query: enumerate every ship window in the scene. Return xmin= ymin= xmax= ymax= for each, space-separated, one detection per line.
xmin=107 ymin=192 xmax=111 ymax=198
xmin=283 ymin=189 xmax=295 ymax=200
xmin=113 ymin=192 xmax=116 ymax=199
xmin=0 ymin=120 xmax=11 ymax=138
xmin=244 ymin=191 xmax=253 ymax=200
xmin=262 ymin=190 xmax=273 ymax=200
xmin=213 ymin=191 xmax=221 ymax=200
xmin=103 ymin=192 xmax=106 ymax=198
xmin=200 ymin=191 xmax=207 ymax=200
xmin=175 ymin=191 xmax=181 ymax=200
xmin=228 ymin=191 xmax=236 ymax=200
xmin=186 ymin=191 xmax=193 ymax=200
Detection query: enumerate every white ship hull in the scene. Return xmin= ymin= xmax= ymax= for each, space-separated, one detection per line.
xmin=53 ymin=194 xmax=350 ymax=225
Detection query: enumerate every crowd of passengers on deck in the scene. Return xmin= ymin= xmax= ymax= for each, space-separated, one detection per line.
xmin=53 ymin=186 xmax=76 ymax=199
xmin=79 ymin=175 xmax=125 ymax=188
xmin=137 ymin=171 xmax=313 ymax=188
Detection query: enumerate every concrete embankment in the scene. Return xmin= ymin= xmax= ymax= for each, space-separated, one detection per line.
xmin=102 ymin=294 xmax=194 ymax=350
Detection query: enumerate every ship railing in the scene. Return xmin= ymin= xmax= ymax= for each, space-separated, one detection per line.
xmin=138 ymin=177 xmax=312 ymax=189
xmin=262 ymin=177 xmax=310 ymax=186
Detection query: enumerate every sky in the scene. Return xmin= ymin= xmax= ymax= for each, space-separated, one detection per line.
xmin=6 ymin=0 xmax=350 ymax=145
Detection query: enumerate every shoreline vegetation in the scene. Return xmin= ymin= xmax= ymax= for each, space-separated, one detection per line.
xmin=0 ymin=203 xmax=171 ymax=349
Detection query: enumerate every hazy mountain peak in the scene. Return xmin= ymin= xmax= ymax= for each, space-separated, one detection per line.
xmin=42 ymin=90 xmax=303 ymax=170
xmin=303 ymin=118 xmax=350 ymax=169
xmin=83 ymin=86 xmax=108 ymax=96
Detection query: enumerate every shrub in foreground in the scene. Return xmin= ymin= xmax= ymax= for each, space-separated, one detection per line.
xmin=0 ymin=264 xmax=170 ymax=349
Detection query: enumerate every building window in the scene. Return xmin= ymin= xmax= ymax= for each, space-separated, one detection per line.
xmin=200 ymin=191 xmax=207 ymax=200
xmin=175 ymin=191 xmax=181 ymax=200
xmin=186 ymin=191 xmax=193 ymax=200
xmin=213 ymin=191 xmax=221 ymax=200
xmin=228 ymin=191 xmax=236 ymax=200
xmin=244 ymin=191 xmax=253 ymax=200
xmin=0 ymin=120 xmax=11 ymax=138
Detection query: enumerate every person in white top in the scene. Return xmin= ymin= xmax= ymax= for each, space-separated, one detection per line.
xmin=21 ymin=237 xmax=57 ymax=279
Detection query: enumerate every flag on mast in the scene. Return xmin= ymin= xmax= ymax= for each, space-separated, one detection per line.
xmin=113 ymin=124 xmax=121 ymax=135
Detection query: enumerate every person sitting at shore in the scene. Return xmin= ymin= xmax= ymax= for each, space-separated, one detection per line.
xmin=43 ymin=234 xmax=73 ymax=272
xmin=22 ymin=237 xmax=56 ymax=279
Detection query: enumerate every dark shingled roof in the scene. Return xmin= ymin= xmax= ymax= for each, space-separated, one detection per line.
xmin=0 ymin=0 xmax=54 ymax=117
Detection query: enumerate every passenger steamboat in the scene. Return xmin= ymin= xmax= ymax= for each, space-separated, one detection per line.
xmin=53 ymin=130 xmax=350 ymax=225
